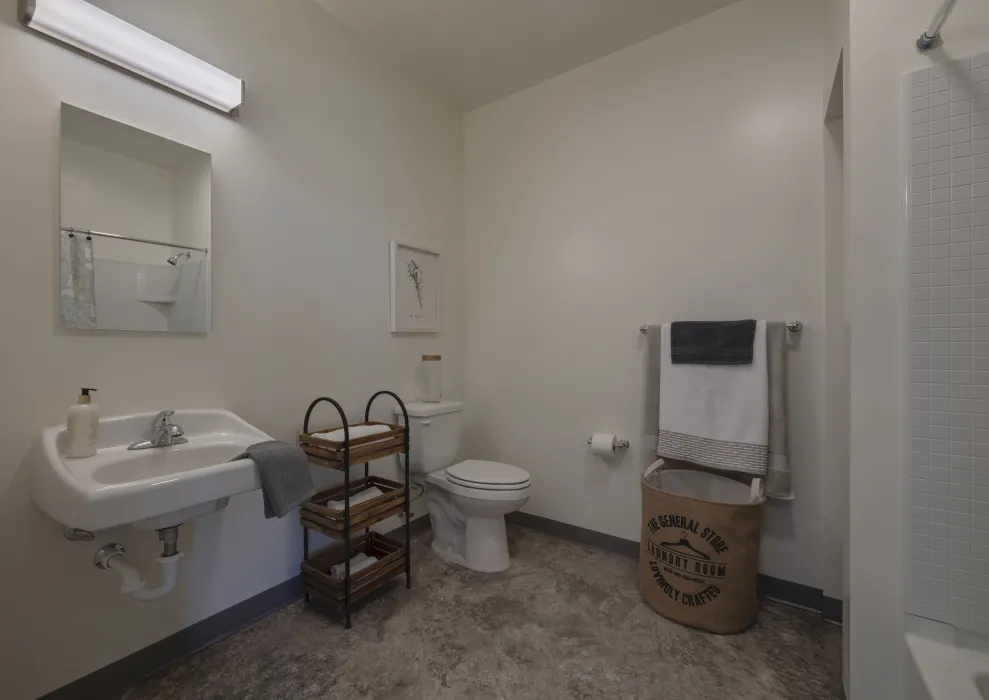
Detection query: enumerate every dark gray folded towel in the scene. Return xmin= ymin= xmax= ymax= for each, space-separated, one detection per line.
xmin=231 ymin=441 xmax=315 ymax=519
xmin=670 ymin=320 xmax=757 ymax=365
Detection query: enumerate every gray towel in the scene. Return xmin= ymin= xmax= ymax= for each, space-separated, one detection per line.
xmin=671 ymin=320 xmax=757 ymax=364
xmin=764 ymin=322 xmax=792 ymax=499
xmin=644 ymin=321 xmax=793 ymax=500
xmin=231 ymin=441 xmax=316 ymax=519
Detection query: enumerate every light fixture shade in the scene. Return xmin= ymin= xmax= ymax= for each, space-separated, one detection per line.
xmin=20 ymin=0 xmax=244 ymax=113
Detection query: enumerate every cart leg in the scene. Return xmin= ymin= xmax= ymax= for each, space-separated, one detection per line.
xmin=341 ymin=447 xmax=354 ymax=627
xmin=405 ymin=449 xmax=412 ymax=589
xmin=303 ymin=527 xmax=310 ymax=602
xmin=365 ymin=461 xmax=371 ymax=538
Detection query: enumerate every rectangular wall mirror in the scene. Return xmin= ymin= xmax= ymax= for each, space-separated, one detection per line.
xmin=59 ymin=104 xmax=211 ymax=333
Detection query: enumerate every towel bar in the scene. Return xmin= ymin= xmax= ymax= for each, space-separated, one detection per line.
xmin=638 ymin=321 xmax=802 ymax=335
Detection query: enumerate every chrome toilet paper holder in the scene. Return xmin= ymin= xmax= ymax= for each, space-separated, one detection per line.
xmin=587 ymin=436 xmax=630 ymax=449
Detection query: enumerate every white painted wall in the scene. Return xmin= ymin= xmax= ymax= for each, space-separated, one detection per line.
xmin=846 ymin=2 xmax=989 ymax=699
xmin=463 ymin=0 xmax=830 ymax=589
xmin=0 ymin=0 xmax=461 ymax=697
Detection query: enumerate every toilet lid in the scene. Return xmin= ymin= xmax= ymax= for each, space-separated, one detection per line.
xmin=446 ymin=460 xmax=531 ymax=489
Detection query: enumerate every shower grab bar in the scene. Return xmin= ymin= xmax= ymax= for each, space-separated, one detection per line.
xmin=638 ymin=321 xmax=802 ymax=334
xmin=60 ymin=227 xmax=208 ymax=254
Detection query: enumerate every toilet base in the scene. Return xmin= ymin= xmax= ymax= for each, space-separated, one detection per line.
xmin=431 ymin=538 xmax=467 ymax=568
xmin=464 ymin=514 xmax=511 ymax=572
xmin=424 ymin=475 xmax=528 ymax=574
xmin=431 ymin=514 xmax=512 ymax=573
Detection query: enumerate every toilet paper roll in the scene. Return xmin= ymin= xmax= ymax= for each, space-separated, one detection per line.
xmin=590 ymin=433 xmax=617 ymax=457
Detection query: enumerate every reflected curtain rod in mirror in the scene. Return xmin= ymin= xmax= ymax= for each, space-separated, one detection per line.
xmin=61 ymin=227 xmax=208 ymax=255
xmin=19 ymin=0 xmax=244 ymax=113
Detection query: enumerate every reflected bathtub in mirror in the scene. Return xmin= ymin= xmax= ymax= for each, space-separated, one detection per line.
xmin=59 ymin=104 xmax=211 ymax=333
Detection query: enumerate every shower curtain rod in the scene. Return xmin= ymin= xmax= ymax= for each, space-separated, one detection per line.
xmin=61 ymin=227 xmax=208 ymax=254
xmin=918 ymin=0 xmax=960 ymax=51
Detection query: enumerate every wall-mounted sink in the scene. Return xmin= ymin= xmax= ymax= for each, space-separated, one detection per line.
xmin=33 ymin=410 xmax=271 ymax=532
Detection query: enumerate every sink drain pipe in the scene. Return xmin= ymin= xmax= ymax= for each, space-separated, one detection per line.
xmin=94 ymin=526 xmax=183 ymax=601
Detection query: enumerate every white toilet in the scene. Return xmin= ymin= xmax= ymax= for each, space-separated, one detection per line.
xmin=397 ymin=401 xmax=531 ymax=573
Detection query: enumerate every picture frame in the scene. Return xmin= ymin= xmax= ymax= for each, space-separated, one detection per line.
xmin=390 ymin=241 xmax=440 ymax=332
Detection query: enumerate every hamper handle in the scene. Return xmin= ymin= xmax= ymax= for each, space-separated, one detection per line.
xmin=643 ymin=459 xmax=664 ymax=480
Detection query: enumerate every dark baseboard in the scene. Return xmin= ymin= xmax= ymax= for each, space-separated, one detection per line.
xmin=757 ymin=573 xmax=822 ymax=610
xmin=821 ymin=595 xmax=844 ymax=625
xmin=41 ymin=575 xmax=303 ymax=700
xmin=507 ymin=511 xmax=641 ymax=558
xmin=40 ymin=519 xmax=428 ymax=700
xmin=507 ymin=511 xmax=843 ymax=624
xmin=757 ymin=574 xmax=843 ymax=623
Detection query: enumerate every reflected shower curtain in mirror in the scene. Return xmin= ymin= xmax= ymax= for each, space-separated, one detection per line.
xmin=59 ymin=232 xmax=96 ymax=328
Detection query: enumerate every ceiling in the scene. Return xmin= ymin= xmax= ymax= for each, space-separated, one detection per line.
xmin=313 ymin=0 xmax=743 ymax=109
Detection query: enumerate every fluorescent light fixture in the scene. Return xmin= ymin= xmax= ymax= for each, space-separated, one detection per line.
xmin=20 ymin=0 xmax=244 ymax=113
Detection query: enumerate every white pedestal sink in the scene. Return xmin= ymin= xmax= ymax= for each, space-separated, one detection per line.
xmin=33 ymin=410 xmax=272 ymax=532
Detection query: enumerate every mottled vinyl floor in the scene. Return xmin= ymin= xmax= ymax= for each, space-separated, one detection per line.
xmin=119 ymin=527 xmax=843 ymax=700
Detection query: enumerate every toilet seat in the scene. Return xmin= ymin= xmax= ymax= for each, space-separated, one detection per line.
xmin=445 ymin=460 xmax=531 ymax=491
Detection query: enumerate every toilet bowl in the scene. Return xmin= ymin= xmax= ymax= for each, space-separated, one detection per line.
xmin=425 ymin=461 xmax=531 ymax=572
xmin=397 ymin=402 xmax=532 ymax=573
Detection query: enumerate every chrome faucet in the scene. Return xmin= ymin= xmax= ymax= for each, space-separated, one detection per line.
xmin=128 ymin=410 xmax=187 ymax=450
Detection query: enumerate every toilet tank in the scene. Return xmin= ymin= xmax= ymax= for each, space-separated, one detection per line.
xmin=395 ymin=401 xmax=462 ymax=474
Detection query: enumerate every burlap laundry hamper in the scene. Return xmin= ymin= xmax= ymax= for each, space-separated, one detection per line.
xmin=638 ymin=459 xmax=765 ymax=634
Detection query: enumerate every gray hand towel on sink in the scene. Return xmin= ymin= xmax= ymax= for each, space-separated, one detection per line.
xmin=231 ymin=441 xmax=315 ymax=519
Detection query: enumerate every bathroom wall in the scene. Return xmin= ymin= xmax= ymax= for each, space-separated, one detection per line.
xmin=846 ymin=1 xmax=989 ymax=699
xmin=0 ymin=1 xmax=462 ymax=697
xmin=463 ymin=0 xmax=831 ymax=589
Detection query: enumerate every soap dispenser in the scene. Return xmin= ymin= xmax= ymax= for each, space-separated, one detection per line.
xmin=66 ymin=388 xmax=99 ymax=458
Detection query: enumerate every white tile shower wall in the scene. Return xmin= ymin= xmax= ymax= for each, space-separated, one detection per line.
xmin=908 ymin=52 xmax=989 ymax=634
xmin=91 ymin=258 xmax=208 ymax=332
xmin=94 ymin=258 xmax=169 ymax=331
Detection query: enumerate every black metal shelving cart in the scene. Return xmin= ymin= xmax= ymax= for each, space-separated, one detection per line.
xmin=298 ymin=392 xmax=411 ymax=628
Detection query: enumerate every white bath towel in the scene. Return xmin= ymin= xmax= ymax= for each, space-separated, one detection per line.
xmin=657 ymin=321 xmax=769 ymax=475
xmin=330 ymin=553 xmax=378 ymax=579
xmin=315 ymin=424 xmax=391 ymax=442
xmin=327 ymin=486 xmax=384 ymax=511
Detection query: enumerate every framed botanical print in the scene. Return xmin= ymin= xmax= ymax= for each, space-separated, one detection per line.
xmin=390 ymin=241 xmax=440 ymax=332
